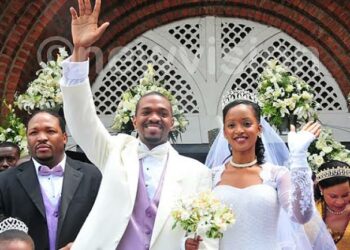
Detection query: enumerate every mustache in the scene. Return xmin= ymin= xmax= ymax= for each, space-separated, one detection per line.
xmin=144 ymin=121 xmax=163 ymax=127
xmin=35 ymin=143 xmax=51 ymax=150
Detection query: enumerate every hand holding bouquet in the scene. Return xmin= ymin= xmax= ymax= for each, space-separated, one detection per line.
xmin=171 ymin=191 xmax=235 ymax=239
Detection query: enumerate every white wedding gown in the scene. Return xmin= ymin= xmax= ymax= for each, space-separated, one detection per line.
xmin=212 ymin=162 xmax=314 ymax=250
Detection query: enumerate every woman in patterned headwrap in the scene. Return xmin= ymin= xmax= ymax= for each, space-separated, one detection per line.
xmin=314 ymin=160 xmax=350 ymax=249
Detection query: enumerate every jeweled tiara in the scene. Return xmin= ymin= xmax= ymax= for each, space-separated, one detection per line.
xmin=221 ymin=89 xmax=258 ymax=109
xmin=316 ymin=166 xmax=350 ymax=182
xmin=0 ymin=217 xmax=28 ymax=234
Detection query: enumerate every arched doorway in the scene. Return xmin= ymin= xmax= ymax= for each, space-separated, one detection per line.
xmin=92 ymin=17 xmax=349 ymax=145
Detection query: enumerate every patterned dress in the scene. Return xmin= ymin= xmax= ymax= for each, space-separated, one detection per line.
xmin=316 ymin=201 xmax=350 ymax=250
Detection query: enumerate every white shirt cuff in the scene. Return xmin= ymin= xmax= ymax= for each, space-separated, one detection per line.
xmin=60 ymin=57 xmax=89 ymax=86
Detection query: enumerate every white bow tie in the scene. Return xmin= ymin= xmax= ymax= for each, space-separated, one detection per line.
xmin=137 ymin=146 xmax=168 ymax=160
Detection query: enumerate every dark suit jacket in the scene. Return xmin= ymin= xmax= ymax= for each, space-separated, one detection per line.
xmin=0 ymin=156 xmax=102 ymax=250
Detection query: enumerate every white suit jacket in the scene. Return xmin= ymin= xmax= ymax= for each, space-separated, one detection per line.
xmin=61 ymin=81 xmax=215 ymax=250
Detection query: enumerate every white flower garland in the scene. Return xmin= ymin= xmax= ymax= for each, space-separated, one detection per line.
xmin=0 ymin=103 xmax=27 ymax=156
xmin=257 ymin=59 xmax=318 ymax=127
xmin=15 ymin=47 xmax=67 ymax=113
xmin=257 ymin=59 xmax=350 ymax=172
xmin=112 ymin=64 xmax=188 ymax=142
xmin=308 ymin=128 xmax=350 ymax=171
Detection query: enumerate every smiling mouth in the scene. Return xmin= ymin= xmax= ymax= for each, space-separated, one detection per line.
xmin=234 ymin=136 xmax=248 ymax=142
xmin=145 ymin=123 xmax=162 ymax=129
xmin=146 ymin=126 xmax=162 ymax=133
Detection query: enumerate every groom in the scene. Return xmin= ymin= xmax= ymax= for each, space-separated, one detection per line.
xmin=60 ymin=0 xmax=215 ymax=249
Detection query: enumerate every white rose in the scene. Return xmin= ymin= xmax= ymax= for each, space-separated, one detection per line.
xmin=322 ymin=146 xmax=333 ymax=154
xmin=314 ymin=155 xmax=325 ymax=166
xmin=180 ymin=210 xmax=190 ymax=221
xmin=286 ymin=84 xmax=294 ymax=92
xmin=272 ymin=89 xmax=281 ymax=98
xmin=197 ymin=219 xmax=211 ymax=235
xmin=301 ymin=91 xmax=313 ymax=100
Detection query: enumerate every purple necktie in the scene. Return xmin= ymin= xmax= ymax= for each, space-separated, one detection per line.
xmin=38 ymin=165 xmax=64 ymax=177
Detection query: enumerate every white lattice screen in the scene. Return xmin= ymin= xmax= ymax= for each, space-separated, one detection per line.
xmin=92 ymin=17 xmax=349 ymax=143
xmin=94 ymin=42 xmax=199 ymax=115
xmin=226 ymin=38 xmax=342 ymax=111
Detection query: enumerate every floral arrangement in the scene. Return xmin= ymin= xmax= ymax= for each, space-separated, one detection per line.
xmin=15 ymin=47 xmax=68 ymax=113
xmin=308 ymin=128 xmax=350 ymax=171
xmin=112 ymin=64 xmax=189 ymax=142
xmin=171 ymin=191 xmax=235 ymax=239
xmin=0 ymin=102 xmax=28 ymax=156
xmin=257 ymin=59 xmax=318 ymax=128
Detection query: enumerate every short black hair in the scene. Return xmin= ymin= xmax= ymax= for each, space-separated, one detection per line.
xmin=0 ymin=215 xmax=34 ymax=249
xmin=26 ymin=109 xmax=66 ymax=133
xmin=0 ymin=142 xmax=20 ymax=156
xmin=135 ymin=91 xmax=173 ymax=116
xmin=0 ymin=230 xmax=35 ymax=249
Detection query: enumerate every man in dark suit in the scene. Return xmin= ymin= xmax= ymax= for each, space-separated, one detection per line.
xmin=0 ymin=110 xmax=102 ymax=250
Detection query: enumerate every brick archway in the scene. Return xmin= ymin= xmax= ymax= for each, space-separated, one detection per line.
xmin=0 ymin=0 xmax=68 ymax=103
xmin=1 ymin=0 xmax=349 ymax=115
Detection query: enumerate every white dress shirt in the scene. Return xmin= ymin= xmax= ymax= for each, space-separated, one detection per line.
xmin=138 ymin=141 xmax=169 ymax=198
xmin=33 ymin=155 xmax=66 ymax=205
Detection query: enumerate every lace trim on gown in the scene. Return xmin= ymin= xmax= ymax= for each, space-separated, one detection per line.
xmin=212 ymin=162 xmax=315 ymax=250
xmin=289 ymin=167 xmax=313 ymax=218
xmin=213 ymin=162 xmax=313 ymax=222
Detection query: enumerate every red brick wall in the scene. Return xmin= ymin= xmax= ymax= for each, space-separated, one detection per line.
xmin=1 ymin=0 xmax=349 ymax=115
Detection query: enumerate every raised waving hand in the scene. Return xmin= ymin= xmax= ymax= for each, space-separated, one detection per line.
xmin=288 ymin=121 xmax=321 ymax=156
xmin=70 ymin=0 xmax=109 ymax=61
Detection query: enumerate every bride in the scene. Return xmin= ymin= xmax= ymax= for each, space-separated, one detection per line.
xmin=186 ymin=90 xmax=336 ymax=250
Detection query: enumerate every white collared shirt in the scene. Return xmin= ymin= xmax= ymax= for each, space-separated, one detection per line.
xmin=138 ymin=141 xmax=169 ymax=198
xmin=33 ymin=155 xmax=66 ymax=205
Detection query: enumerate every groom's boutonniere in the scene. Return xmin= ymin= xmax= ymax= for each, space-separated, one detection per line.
xmin=171 ymin=191 xmax=235 ymax=239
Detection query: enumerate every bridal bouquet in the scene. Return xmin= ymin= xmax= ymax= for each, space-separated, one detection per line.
xmin=15 ymin=47 xmax=68 ymax=113
xmin=257 ymin=59 xmax=318 ymax=128
xmin=171 ymin=191 xmax=235 ymax=239
xmin=112 ymin=64 xmax=188 ymax=142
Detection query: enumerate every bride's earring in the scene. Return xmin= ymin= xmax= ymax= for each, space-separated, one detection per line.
xmin=318 ymin=185 xmax=323 ymax=196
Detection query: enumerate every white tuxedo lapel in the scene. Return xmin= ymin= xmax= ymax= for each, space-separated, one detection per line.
xmin=121 ymin=140 xmax=140 ymax=204
xmin=150 ymin=148 xmax=184 ymax=247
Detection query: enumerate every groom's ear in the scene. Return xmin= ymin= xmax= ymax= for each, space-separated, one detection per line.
xmin=170 ymin=117 xmax=175 ymax=131
xmin=132 ymin=116 xmax=137 ymax=129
